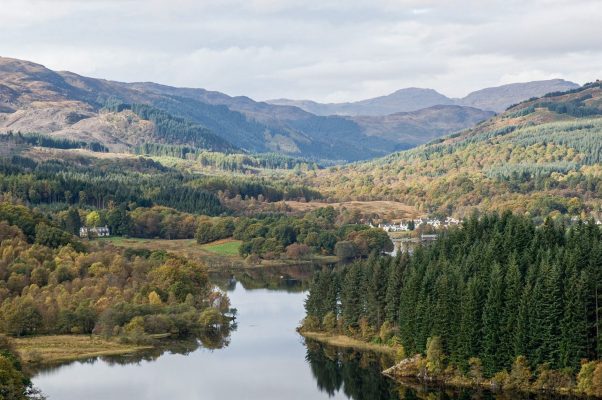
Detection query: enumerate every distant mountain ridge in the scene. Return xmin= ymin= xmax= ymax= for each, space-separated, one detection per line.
xmin=0 ymin=56 xmax=580 ymax=162
xmin=270 ymin=88 xmax=454 ymax=116
xmin=268 ymin=79 xmax=580 ymax=115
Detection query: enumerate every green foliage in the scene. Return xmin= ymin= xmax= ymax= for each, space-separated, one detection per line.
xmin=136 ymin=145 xmax=319 ymax=172
xmin=0 ymin=336 xmax=30 ymax=400
xmin=198 ymin=308 xmax=225 ymax=331
xmin=1 ymin=298 xmax=42 ymax=337
xmin=304 ymin=84 xmax=602 ymax=217
xmin=0 ymin=212 xmax=231 ymax=341
xmin=426 ymin=336 xmax=445 ymax=375
xmin=104 ymin=102 xmax=236 ymax=152
xmin=1 ymin=131 xmax=108 ymax=152
xmin=34 ymin=223 xmax=75 ymax=249
xmin=305 ymin=213 xmax=602 ymax=382
xmin=334 ymin=241 xmax=356 ymax=259
xmin=234 ymin=210 xmax=387 ymax=259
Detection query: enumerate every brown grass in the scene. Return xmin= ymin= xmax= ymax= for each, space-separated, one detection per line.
xmin=299 ymin=331 xmax=396 ymax=356
xmin=13 ymin=335 xmax=151 ymax=364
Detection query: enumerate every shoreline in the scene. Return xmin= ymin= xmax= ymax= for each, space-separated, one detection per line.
xmin=298 ymin=330 xmax=396 ymax=356
xmin=382 ymin=369 xmax=577 ymax=399
xmin=300 ymin=331 xmax=584 ymax=398
xmin=13 ymin=335 xmax=153 ymax=365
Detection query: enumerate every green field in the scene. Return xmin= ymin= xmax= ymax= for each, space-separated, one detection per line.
xmin=200 ymin=240 xmax=242 ymax=256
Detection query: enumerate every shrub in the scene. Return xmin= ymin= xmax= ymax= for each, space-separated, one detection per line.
xmin=301 ymin=316 xmax=320 ymax=332
xmin=507 ymin=355 xmax=532 ymax=391
xmin=425 ymin=336 xmax=445 ymax=376
xmin=198 ymin=308 xmax=224 ymax=331
xmin=322 ymin=312 xmax=337 ymax=333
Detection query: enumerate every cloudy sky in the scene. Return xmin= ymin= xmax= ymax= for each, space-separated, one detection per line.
xmin=1 ymin=0 xmax=601 ymax=102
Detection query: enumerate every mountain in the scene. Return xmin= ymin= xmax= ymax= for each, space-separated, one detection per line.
xmin=270 ymin=88 xmax=453 ymax=116
xmin=0 ymin=57 xmax=494 ymax=162
xmin=348 ymin=105 xmax=494 ymax=146
xmin=308 ymin=81 xmax=602 ymax=217
xmin=455 ymin=79 xmax=580 ymax=112
xmin=268 ymin=79 xmax=580 ymax=116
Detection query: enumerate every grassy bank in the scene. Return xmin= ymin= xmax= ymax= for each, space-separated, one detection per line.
xmin=100 ymin=237 xmax=246 ymax=270
xmin=101 ymin=237 xmax=338 ymax=270
xmin=299 ymin=331 xmax=396 ymax=356
xmin=200 ymin=239 xmax=242 ymax=256
xmin=14 ymin=335 xmax=152 ymax=365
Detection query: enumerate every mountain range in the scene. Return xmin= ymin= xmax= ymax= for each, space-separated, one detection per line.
xmin=0 ymin=56 xmax=580 ymax=162
xmin=268 ymin=79 xmax=579 ymax=115
xmin=308 ymin=80 xmax=602 ymax=216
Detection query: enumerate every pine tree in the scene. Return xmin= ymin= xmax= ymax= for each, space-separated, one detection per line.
xmin=341 ymin=263 xmax=364 ymax=329
xmin=384 ymin=254 xmax=406 ymax=323
xmin=559 ymin=268 xmax=588 ymax=370
xmin=457 ymin=276 xmax=482 ymax=369
xmin=481 ymin=263 xmax=505 ymax=375
xmin=63 ymin=207 xmax=81 ymax=236
xmin=502 ymin=254 xmax=522 ymax=366
xmin=514 ymin=282 xmax=532 ymax=361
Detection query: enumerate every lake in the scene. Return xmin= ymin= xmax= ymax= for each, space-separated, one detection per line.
xmin=31 ymin=267 xmax=571 ymax=400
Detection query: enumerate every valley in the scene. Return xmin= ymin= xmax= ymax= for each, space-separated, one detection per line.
xmin=1 ymin=56 xmax=602 ymax=400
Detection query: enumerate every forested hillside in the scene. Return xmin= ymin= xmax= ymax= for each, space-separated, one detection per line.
xmin=304 ymin=81 xmax=602 ymax=218
xmin=303 ymin=213 xmax=602 ymax=395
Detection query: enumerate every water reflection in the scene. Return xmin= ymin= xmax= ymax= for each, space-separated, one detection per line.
xmin=305 ymin=340 xmax=579 ymax=400
xmin=31 ymin=266 xmax=577 ymax=400
xmin=31 ymin=330 xmax=233 ymax=376
xmin=305 ymin=340 xmax=401 ymax=399
xmin=209 ymin=262 xmax=322 ymax=292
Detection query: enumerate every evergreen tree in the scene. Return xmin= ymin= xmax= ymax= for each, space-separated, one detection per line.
xmin=502 ymin=254 xmax=522 ymax=365
xmin=63 ymin=207 xmax=82 ymax=236
xmin=481 ymin=263 xmax=505 ymax=375
xmin=559 ymin=268 xmax=588 ymax=370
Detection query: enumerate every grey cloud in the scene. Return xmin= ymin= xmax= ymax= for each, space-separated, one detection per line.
xmin=0 ymin=0 xmax=599 ymax=101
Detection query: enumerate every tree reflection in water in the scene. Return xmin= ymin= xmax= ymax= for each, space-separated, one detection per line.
xmin=31 ymin=326 xmax=234 ymax=375
xmin=304 ymin=340 xmax=578 ymax=400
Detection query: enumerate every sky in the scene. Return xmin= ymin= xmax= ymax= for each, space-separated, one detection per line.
xmin=1 ymin=0 xmax=601 ymax=102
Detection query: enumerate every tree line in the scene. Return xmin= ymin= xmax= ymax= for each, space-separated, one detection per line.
xmin=303 ymin=212 xmax=602 ymax=392
xmin=0 ymin=155 xmax=322 ymax=216
xmin=0 ymin=203 xmax=232 ymax=342
xmin=1 ymin=131 xmax=108 ymax=152
xmin=221 ymin=207 xmax=393 ymax=261
xmin=103 ymin=101 xmax=236 ymax=153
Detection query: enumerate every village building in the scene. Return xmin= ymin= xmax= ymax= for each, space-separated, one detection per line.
xmin=79 ymin=225 xmax=110 ymax=238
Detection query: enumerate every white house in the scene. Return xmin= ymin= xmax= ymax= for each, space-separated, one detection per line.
xmin=80 ymin=225 xmax=110 ymax=238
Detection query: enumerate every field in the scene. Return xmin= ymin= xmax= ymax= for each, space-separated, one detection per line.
xmin=101 ymin=237 xmax=338 ymax=269
xmin=14 ymin=335 xmax=151 ymax=364
xmin=100 ymin=237 xmax=244 ymax=269
xmin=200 ymin=239 xmax=242 ymax=256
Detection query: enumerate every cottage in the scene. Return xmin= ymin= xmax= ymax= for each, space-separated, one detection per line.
xmin=378 ymin=223 xmax=409 ymax=232
xmin=80 ymin=225 xmax=110 ymax=238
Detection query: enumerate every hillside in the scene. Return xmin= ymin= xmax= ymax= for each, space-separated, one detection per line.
xmin=268 ymin=79 xmax=580 ymax=115
xmin=349 ymin=105 xmax=494 ymax=145
xmin=269 ymin=88 xmax=454 ymax=116
xmin=0 ymin=57 xmax=493 ymax=162
xmin=456 ymin=79 xmax=580 ymax=112
xmin=302 ymin=81 xmax=602 ymax=218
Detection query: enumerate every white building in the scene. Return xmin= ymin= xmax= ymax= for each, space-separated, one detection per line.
xmin=80 ymin=225 xmax=110 ymax=238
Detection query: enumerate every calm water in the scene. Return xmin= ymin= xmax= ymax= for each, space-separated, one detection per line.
xmin=32 ymin=268 xmax=570 ymax=400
